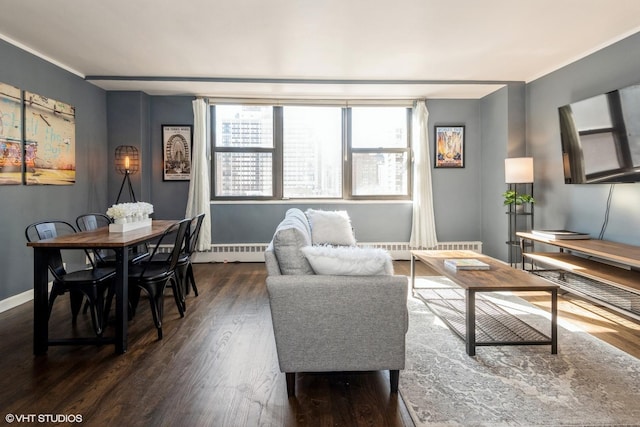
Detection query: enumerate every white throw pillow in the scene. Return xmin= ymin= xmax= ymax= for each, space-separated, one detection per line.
xmin=305 ymin=209 xmax=356 ymax=246
xmin=301 ymin=245 xmax=394 ymax=276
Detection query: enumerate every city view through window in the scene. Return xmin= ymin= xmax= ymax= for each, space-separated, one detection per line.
xmin=213 ymin=104 xmax=410 ymax=199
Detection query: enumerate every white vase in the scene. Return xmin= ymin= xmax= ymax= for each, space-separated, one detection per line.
xmin=114 ymin=217 xmax=126 ymax=225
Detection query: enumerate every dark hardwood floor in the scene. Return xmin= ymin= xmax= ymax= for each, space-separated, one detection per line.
xmin=0 ymin=262 xmax=414 ymax=427
xmin=2 ymin=261 xmax=640 ymax=426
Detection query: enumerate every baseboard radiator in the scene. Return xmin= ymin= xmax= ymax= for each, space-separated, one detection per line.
xmin=163 ymin=241 xmax=483 ymax=263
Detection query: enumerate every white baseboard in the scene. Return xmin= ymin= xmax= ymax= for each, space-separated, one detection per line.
xmin=0 ymin=282 xmax=54 ymax=314
xmin=0 ymin=288 xmax=34 ymax=313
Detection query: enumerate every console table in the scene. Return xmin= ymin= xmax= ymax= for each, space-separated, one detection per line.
xmin=517 ymin=232 xmax=640 ymax=321
xmin=411 ymin=250 xmax=558 ymax=356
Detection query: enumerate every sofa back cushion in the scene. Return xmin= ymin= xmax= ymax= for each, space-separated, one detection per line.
xmin=271 ymin=208 xmax=315 ymax=275
xmin=305 ymin=209 xmax=356 ymax=246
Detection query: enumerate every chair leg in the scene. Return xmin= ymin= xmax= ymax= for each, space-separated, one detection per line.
xmin=186 ymin=263 xmax=198 ymax=297
xmin=170 ymin=277 xmax=185 ymax=318
xmin=128 ymin=286 xmax=142 ymax=319
xmin=143 ymin=284 xmax=166 ymax=340
xmin=286 ymin=373 xmax=296 ymax=397
xmin=177 ymin=264 xmax=188 ymax=309
xmin=389 ymin=370 xmax=399 ymax=393
xmin=103 ymin=284 xmax=115 ymax=326
xmin=69 ymin=290 xmax=84 ymax=324
xmin=85 ymin=289 xmax=104 ymax=337
xmin=48 ymin=287 xmax=61 ymax=320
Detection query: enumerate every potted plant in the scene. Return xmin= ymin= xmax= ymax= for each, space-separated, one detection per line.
xmin=502 ymin=190 xmax=535 ymax=212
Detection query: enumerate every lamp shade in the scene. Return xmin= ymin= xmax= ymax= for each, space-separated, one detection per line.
xmin=115 ymin=145 xmax=139 ymax=174
xmin=505 ymin=157 xmax=534 ymax=183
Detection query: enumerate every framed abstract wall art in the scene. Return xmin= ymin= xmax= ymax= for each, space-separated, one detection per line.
xmin=24 ymin=91 xmax=76 ymax=185
xmin=162 ymin=124 xmax=192 ymax=181
xmin=434 ymin=125 xmax=465 ymax=168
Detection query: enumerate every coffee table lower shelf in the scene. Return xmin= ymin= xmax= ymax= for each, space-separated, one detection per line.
xmin=415 ymin=287 xmax=556 ymax=355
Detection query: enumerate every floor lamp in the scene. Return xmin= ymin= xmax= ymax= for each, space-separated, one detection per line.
xmin=115 ymin=145 xmax=139 ymax=204
xmin=505 ymin=157 xmax=534 ymax=266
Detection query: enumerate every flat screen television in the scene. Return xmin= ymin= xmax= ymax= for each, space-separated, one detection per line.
xmin=558 ymin=83 xmax=640 ymax=184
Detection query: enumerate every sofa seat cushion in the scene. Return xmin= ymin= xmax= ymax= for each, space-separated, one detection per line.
xmin=272 ymin=208 xmax=315 ymax=275
xmin=305 ymin=209 xmax=356 ymax=246
xmin=301 ymin=245 xmax=393 ymax=276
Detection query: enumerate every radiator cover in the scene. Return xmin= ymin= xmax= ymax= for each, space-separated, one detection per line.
xmin=158 ymin=241 xmax=483 ymax=263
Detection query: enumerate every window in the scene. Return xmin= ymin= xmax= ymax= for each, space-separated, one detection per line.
xmin=213 ymin=105 xmax=273 ymax=197
xmin=212 ymin=103 xmax=411 ymax=200
xmin=283 ymin=106 xmax=343 ymax=198
xmin=350 ymin=107 xmax=410 ymax=197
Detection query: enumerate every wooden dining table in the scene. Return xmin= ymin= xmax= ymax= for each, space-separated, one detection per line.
xmin=27 ymin=219 xmax=177 ymax=355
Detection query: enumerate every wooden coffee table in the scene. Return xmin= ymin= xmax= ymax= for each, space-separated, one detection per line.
xmin=410 ymin=250 xmax=558 ymax=356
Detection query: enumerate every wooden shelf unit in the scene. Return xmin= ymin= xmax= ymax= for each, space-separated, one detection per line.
xmin=517 ymin=232 xmax=640 ymax=320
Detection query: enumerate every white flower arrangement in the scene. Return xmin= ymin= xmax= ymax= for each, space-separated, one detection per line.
xmin=106 ymin=202 xmax=154 ymax=223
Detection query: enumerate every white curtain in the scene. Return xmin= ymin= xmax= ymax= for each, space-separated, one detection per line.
xmin=410 ymin=100 xmax=438 ymax=248
xmin=186 ymin=98 xmax=212 ymax=251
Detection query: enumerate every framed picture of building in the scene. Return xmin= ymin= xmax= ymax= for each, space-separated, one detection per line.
xmin=162 ymin=125 xmax=192 ymax=181
xmin=434 ymin=125 xmax=465 ymax=168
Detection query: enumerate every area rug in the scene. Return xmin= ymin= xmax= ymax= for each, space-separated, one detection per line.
xmin=400 ymin=276 xmax=640 ymax=427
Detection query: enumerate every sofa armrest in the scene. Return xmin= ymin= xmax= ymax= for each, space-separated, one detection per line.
xmin=266 ymin=274 xmax=408 ymax=373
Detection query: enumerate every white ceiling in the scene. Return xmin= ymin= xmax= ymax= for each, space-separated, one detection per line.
xmin=2 ymin=0 xmax=640 ymax=99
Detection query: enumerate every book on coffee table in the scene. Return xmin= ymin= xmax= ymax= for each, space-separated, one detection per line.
xmin=531 ymin=229 xmax=590 ymax=240
xmin=444 ymin=258 xmax=490 ymax=271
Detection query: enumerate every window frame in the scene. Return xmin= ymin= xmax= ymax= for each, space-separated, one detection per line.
xmin=346 ymin=107 xmax=412 ymax=200
xmin=211 ymin=102 xmax=412 ymax=201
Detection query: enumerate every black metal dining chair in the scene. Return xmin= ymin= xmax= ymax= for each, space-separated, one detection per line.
xmin=76 ymin=213 xmax=149 ymax=266
xmin=25 ymin=220 xmax=116 ymax=337
xmin=150 ymin=213 xmax=205 ymax=300
xmin=181 ymin=213 xmax=205 ymax=297
xmin=127 ymin=218 xmax=190 ymax=340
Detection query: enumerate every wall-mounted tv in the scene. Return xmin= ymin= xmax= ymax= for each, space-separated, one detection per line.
xmin=558 ymin=83 xmax=640 ymax=184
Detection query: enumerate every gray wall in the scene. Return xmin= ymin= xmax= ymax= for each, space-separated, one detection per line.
xmin=480 ymin=88 xmax=510 ymax=258
xmin=428 ymin=99 xmax=484 ymax=242
xmin=124 ymin=96 xmax=485 ymax=245
xmin=5 ymin=29 xmax=640 ymax=303
xmin=527 ymin=32 xmax=640 ymax=245
xmin=107 ymin=91 xmax=151 ymax=204
xmin=211 ymin=99 xmax=485 ymax=244
xmin=479 ymin=83 xmax=527 ymax=260
xmin=0 ymin=40 xmax=108 ymax=301
xmin=103 ymin=94 xmax=487 ymax=247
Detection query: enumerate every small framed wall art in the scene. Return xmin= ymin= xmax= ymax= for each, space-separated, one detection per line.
xmin=162 ymin=124 xmax=192 ymax=181
xmin=434 ymin=125 xmax=465 ymax=168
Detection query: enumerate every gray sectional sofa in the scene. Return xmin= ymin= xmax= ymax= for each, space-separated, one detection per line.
xmin=265 ymin=208 xmax=408 ymax=397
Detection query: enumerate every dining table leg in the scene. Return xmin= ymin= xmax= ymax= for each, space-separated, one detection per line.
xmin=114 ymin=247 xmax=128 ymax=354
xmin=33 ymin=248 xmax=50 ymax=356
